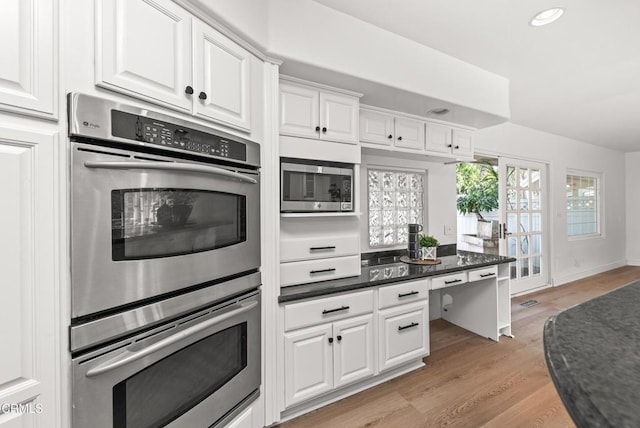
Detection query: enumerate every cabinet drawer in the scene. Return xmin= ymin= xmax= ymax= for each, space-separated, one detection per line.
xmin=431 ymin=272 xmax=467 ymax=290
xmin=280 ymin=234 xmax=359 ymax=262
xmin=468 ymin=266 xmax=497 ymax=282
xmin=378 ymin=301 xmax=429 ymax=372
xmin=280 ymin=255 xmax=360 ymax=287
xmin=378 ymin=279 xmax=429 ymax=309
xmin=284 ymin=290 xmax=374 ymax=331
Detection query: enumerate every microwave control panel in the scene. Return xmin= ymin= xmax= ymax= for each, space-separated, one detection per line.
xmin=110 ymin=110 xmax=245 ymax=162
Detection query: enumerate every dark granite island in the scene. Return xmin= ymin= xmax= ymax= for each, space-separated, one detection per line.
xmin=543 ymin=280 xmax=640 ymax=428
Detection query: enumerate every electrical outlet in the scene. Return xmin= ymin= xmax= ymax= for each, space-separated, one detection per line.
xmin=444 ymin=224 xmax=453 ymax=235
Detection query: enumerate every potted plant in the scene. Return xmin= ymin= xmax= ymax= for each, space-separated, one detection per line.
xmin=418 ymin=234 xmax=439 ymax=260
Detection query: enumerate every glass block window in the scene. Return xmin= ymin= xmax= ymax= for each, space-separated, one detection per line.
xmin=566 ymin=171 xmax=601 ymax=238
xmin=368 ymin=169 xmax=424 ymax=247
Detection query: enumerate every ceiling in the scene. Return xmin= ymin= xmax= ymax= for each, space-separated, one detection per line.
xmin=312 ymin=0 xmax=640 ymax=153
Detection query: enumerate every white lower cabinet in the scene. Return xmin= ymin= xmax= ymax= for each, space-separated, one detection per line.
xmin=378 ymin=300 xmax=429 ymax=372
xmin=284 ymin=314 xmax=374 ymax=407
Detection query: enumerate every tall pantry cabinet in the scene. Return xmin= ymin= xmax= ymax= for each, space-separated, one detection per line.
xmin=0 ymin=0 xmax=61 ymax=427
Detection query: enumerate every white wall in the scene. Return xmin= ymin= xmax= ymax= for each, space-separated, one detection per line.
xmin=266 ymin=0 xmax=510 ymax=119
xmin=359 ymin=152 xmax=458 ymax=253
xmin=475 ymin=123 xmax=627 ymax=285
xmin=626 ymin=152 xmax=640 ymax=265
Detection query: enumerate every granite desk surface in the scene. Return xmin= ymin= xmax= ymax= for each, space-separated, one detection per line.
xmin=278 ymin=250 xmax=514 ymax=303
xmin=544 ymin=280 xmax=640 ymax=428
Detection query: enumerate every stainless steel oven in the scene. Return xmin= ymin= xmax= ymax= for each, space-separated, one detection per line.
xmin=72 ymin=289 xmax=261 ymax=428
xmin=280 ymin=158 xmax=354 ymax=212
xmin=69 ymin=93 xmax=260 ymax=320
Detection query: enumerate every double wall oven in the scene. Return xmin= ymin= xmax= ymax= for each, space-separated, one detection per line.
xmin=68 ymin=93 xmax=261 ymax=427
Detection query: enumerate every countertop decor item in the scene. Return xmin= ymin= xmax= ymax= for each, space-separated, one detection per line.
xmin=399 ymin=256 xmax=441 ymax=265
xmin=418 ymin=234 xmax=439 ymax=260
xmin=544 ymin=280 xmax=640 ymax=428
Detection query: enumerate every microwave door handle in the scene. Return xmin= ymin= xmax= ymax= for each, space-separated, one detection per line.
xmin=83 ymin=161 xmax=257 ymax=184
xmin=85 ymin=300 xmax=258 ymax=378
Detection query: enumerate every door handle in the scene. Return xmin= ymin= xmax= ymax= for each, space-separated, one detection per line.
xmin=84 ymin=161 xmax=257 ymax=184
xmin=500 ymin=223 xmax=512 ymax=239
xmin=85 ymin=300 xmax=258 ymax=377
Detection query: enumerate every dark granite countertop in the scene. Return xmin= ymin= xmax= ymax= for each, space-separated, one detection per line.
xmin=544 ymin=280 xmax=640 ymax=428
xmin=279 ymin=250 xmax=514 ymax=303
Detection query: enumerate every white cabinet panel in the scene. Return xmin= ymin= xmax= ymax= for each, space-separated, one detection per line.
xmin=378 ymin=279 xmax=430 ymax=309
xmin=284 ymin=324 xmax=333 ymax=407
xmin=280 ymin=255 xmax=361 ymax=287
xmin=431 ymin=272 xmax=468 ymax=290
xmin=279 ymin=83 xmax=319 ymax=139
xmin=333 ymin=315 xmax=375 ymax=388
xmin=378 ymin=301 xmax=429 ymax=372
xmin=452 ymin=128 xmax=474 ymax=158
xmin=193 ymin=20 xmax=251 ymax=131
xmin=394 ymin=117 xmax=425 ymax=150
xmin=0 ymin=127 xmax=57 ymax=427
xmin=425 ymin=122 xmax=452 ymax=153
xmin=320 ymin=92 xmax=358 ymax=144
xmin=359 ymin=109 xmax=394 ymax=146
xmin=0 ymin=0 xmax=56 ymax=118
xmin=97 ymin=0 xmax=192 ymax=111
xmin=280 ymin=233 xmax=359 ymax=263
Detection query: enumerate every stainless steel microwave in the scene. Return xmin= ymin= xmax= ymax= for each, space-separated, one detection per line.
xmin=281 ymin=158 xmax=354 ymax=212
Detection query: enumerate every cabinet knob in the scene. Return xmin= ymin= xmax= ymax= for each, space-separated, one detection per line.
xmin=328 ymin=337 xmax=334 ymax=344
xmin=198 ymin=91 xmax=207 ymax=100
xmin=447 ymin=144 xmax=453 ymax=148
xmin=185 ymin=86 xmax=194 ymax=95
xmin=315 ymin=126 xmax=321 ymax=132
xmin=322 ymin=127 xmax=327 ymax=133
xmin=397 ymin=136 xmax=403 ymax=141
xmin=455 ymin=145 xmax=460 ymax=149
xmin=337 ymin=335 xmax=342 ymax=342
xmin=388 ymin=134 xmax=393 ymax=139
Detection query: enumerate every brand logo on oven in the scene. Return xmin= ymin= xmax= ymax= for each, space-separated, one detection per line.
xmin=82 ymin=121 xmax=100 ymax=129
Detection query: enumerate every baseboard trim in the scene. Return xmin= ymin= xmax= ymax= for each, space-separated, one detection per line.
xmin=626 ymin=259 xmax=640 ymax=267
xmin=553 ymin=260 xmax=628 ymax=286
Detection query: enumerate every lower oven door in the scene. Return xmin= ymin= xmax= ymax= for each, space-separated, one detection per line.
xmin=71 ymin=142 xmax=260 ymax=318
xmin=72 ymin=291 xmax=260 ymax=428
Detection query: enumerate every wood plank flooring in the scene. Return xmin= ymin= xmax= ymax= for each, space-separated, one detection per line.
xmin=278 ymin=266 xmax=640 ymax=428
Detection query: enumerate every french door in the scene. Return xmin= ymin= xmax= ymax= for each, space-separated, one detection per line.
xmin=498 ymin=157 xmax=549 ymax=294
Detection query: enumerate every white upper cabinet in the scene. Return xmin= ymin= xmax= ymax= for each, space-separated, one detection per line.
xmin=451 ymin=128 xmax=474 ymax=158
xmin=97 ymin=0 xmax=193 ymax=112
xmin=97 ymin=0 xmax=255 ymax=132
xmin=280 ymin=79 xmax=360 ymax=144
xmin=426 ymin=122 xmax=475 ymax=158
xmin=394 ymin=117 xmax=425 ymax=150
xmin=0 ymin=0 xmax=57 ymax=119
xmin=193 ymin=20 xmax=251 ymax=131
xmin=359 ymin=109 xmax=394 ymax=146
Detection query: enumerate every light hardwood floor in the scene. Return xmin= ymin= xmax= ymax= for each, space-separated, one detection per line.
xmin=278 ymin=266 xmax=640 ymax=428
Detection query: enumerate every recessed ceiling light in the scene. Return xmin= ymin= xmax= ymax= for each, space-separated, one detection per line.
xmin=530 ymin=7 xmax=565 ymax=26
xmin=428 ymin=108 xmax=450 ymax=115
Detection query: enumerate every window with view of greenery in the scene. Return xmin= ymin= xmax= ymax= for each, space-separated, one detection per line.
xmin=566 ymin=171 xmax=601 ymax=237
xmin=368 ymin=169 xmax=425 ymax=247
xmin=456 ymin=162 xmax=498 ymax=220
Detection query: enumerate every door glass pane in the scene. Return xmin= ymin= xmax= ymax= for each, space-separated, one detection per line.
xmin=113 ymin=323 xmax=247 ymax=428
xmin=532 ymin=256 xmax=541 ymax=275
xmin=519 ymin=168 xmax=529 ymax=188
xmin=532 ymin=234 xmax=541 ymax=254
xmin=507 ymin=166 xmax=516 ymax=187
xmin=507 ymin=213 xmax=517 ymax=234
xmin=531 ymin=191 xmax=541 ymax=210
xmin=510 ymin=261 xmax=517 ymax=279
xmin=112 ymin=189 xmax=246 ymax=260
xmin=520 ymin=213 xmax=530 ymax=233
xmin=519 ymin=190 xmax=529 ymax=210
xmin=530 ymin=169 xmax=540 ymax=189
xmin=520 ymin=258 xmax=530 ymax=278
xmin=507 ymin=189 xmax=517 ymax=210
xmin=507 ymin=237 xmax=517 ymax=257
xmin=520 ymin=235 xmax=529 ymax=255
xmin=532 ymin=213 xmax=541 ymax=232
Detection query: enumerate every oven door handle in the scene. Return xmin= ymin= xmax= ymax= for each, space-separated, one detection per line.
xmin=85 ymin=300 xmax=258 ymax=378
xmin=83 ymin=161 xmax=258 ymax=184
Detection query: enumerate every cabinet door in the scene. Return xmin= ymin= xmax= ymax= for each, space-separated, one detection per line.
xmin=359 ymin=110 xmax=394 ymax=146
xmin=193 ymin=20 xmax=251 ymax=131
xmin=319 ymin=92 xmax=359 ymax=144
xmin=378 ymin=301 xmax=429 ymax=372
xmin=0 ymin=127 xmax=58 ymax=426
xmin=425 ymin=122 xmax=453 ymax=153
xmin=284 ymin=324 xmax=333 ymax=407
xmin=394 ymin=117 xmax=425 ymax=150
xmin=280 ymin=83 xmax=320 ymax=139
xmin=0 ymin=0 xmax=56 ymax=118
xmin=97 ymin=0 xmax=192 ymax=112
xmin=333 ymin=314 xmax=375 ymax=388
xmin=452 ymin=128 xmax=474 ymax=158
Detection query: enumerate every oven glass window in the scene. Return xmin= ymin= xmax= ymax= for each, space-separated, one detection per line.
xmin=112 ymin=323 xmax=247 ymax=428
xmin=282 ymin=171 xmax=352 ymax=203
xmin=111 ymin=188 xmax=246 ymax=260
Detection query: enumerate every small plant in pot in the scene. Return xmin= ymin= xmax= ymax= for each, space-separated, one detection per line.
xmin=418 ymin=234 xmax=439 ymax=261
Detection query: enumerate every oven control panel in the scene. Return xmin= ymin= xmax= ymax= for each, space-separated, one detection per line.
xmin=111 ymin=110 xmax=245 ymax=162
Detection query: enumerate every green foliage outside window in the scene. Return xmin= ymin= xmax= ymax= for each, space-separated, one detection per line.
xmin=456 ymin=162 xmax=498 ymax=220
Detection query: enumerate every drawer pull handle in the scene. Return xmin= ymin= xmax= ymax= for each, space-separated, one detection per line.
xmin=444 ymin=279 xmax=462 ymax=284
xmin=322 ymin=305 xmax=350 ymax=315
xmin=309 ymin=246 xmax=336 ymax=251
xmin=398 ymin=322 xmax=419 ymax=331
xmin=310 ymin=268 xmax=336 ymax=275
xmin=480 ymin=272 xmax=496 ymax=278
xmin=398 ymin=291 xmax=419 ymax=298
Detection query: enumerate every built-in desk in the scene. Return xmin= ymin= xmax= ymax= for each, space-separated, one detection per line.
xmin=544 ymin=280 xmax=640 ymax=428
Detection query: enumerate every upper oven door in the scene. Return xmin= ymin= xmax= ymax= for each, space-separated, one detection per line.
xmin=71 ymin=142 xmax=260 ymax=319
